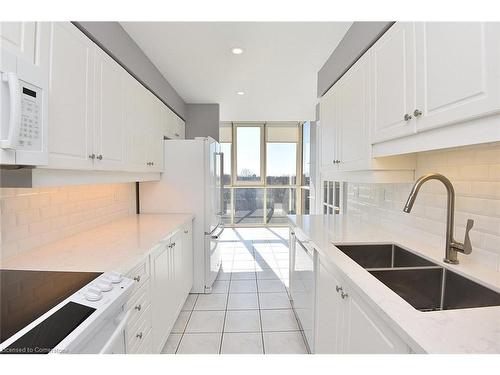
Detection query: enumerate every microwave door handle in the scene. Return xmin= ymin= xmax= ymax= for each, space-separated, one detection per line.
xmin=99 ymin=309 xmax=131 ymax=354
xmin=1 ymin=72 xmax=21 ymax=149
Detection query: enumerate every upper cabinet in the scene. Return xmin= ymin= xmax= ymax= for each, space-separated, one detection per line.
xmin=320 ymin=22 xmax=500 ymax=179
xmin=41 ymin=22 xmax=184 ymax=176
xmin=320 ymin=53 xmax=415 ymax=181
xmin=414 ymin=22 xmax=500 ymax=132
xmin=47 ymin=22 xmax=95 ymax=170
xmin=94 ymin=48 xmax=126 ymax=171
xmin=0 ymin=22 xmax=37 ymax=64
xmin=370 ymin=22 xmax=416 ymax=143
xmin=369 ymin=22 xmax=500 ymax=156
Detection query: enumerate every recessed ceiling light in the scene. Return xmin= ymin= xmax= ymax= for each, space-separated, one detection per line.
xmin=231 ymin=47 xmax=244 ymax=55
xmin=236 ymin=91 xmax=245 ymax=96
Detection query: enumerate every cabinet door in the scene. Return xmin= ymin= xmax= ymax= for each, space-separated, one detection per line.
xmin=182 ymin=223 xmax=194 ymax=294
xmin=146 ymin=95 xmax=165 ymax=172
xmin=342 ymin=287 xmax=409 ymax=354
xmin=124 ymin=76 xmax=149 ymax=171
xmin=319 ymin=85 xmax=339 ymax=170
xmin=175 ymin=115 xmax=185 ymax=139
xmin=415 ymin=22 xmax=500 ymax=132
xmin=94 ymin=49 xmax=125 ymax=170
xmin=151 ymin=242 xmax=176 ymax=354
xmin=315 ymin=263 xmax=344 ymax=354
xmin=337 ymin=54 xmax=370 ymax=171
xmin=47 ymin=22 xmax=94 ymax=170
xmin=0 ymin=22 xmax=37 ymax=64
xmin=371 ymin=22 xmax=416 ymax=143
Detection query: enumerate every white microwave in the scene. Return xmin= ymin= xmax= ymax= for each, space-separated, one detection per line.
xmin=1 ymin=30 xmax=48 ymax=168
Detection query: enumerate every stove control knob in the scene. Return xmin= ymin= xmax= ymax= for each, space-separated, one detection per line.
xmin=95 ymin=280 xmax=113 ymax=292
xmin=106 ymin=272 xmax=123 ymax=284
xmin=84 ymin=288 xmax=102 ymax=301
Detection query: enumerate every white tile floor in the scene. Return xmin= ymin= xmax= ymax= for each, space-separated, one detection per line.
xmin=161 ymin=227 xmax=308 ymax=354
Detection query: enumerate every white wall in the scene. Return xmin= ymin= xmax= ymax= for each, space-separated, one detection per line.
xmin=347 ymin=142 xmax=500 ymax=271
xmin=1 ymin=183 xmax=136 ymax=260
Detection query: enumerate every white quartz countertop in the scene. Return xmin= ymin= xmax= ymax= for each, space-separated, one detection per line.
xmin=1 ymin=214 xmax=193 ymax=274
xmin=288 ymin=214 xmax=500 ymax=354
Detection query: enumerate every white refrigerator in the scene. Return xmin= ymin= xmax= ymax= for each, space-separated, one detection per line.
xmin=140 ymin=137 xmax=224 ymax=293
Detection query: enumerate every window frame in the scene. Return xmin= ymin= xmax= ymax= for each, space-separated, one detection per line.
xmin=221 ymin=122 xmax=308 ymax=227
xmin=233 ymin=123 xmax=265 ymax=186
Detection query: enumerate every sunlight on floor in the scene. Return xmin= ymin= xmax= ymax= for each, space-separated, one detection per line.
xmin=161 ymin=227 xmax=309 ymax=354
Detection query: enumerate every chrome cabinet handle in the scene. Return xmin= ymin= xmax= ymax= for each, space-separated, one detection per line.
xmin=133 ymin=275 xmax=141 ymax=282
xmin=404 ymin=113 xmax=412 ymax=121
xmin=413 ymin=109 xmax=423 ymax=117
xmin=341 ymin=291 xmax=349 ymax=299
xmin=96 ymin=154 xmax=103 ymax=160
xmin=88 ymin=154 xmax=95 ymax=159
xmin=184 ymin=229 xmax=188 ymax=234
xmin=136 ymin=332 xmax=143 ymax=339
xmin=134 ymin=304 xmax=142 ymax=311
xmin=171 ymin=242 xmax=176 ymax=247
xmin=335 ymin=285 xmax=342 ymax=293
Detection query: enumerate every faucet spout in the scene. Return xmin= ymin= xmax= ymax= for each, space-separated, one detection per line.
xmin=403 ymin=173 xmax=473 ymax=265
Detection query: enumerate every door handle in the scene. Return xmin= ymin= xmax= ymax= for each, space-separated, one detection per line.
xmin=1 ymin=72 xmax=21 ymax=149
xmin=211 ymin=224 xmax=225 ymax=239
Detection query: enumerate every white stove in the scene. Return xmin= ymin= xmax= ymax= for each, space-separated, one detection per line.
xmin=0 ymin=271 xmax=134 ymax=354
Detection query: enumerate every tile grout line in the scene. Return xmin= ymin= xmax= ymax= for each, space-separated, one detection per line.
xmin=253 ymin=240 xmax=266 ymax=355
xmin=174 ymin=293 xmax=199 ymax=354
xmin=218 ymin=265 xmax=232 ymax=354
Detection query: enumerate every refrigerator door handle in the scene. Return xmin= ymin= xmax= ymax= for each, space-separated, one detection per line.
xmin=211 ymin=223 xmax=225 ymax=239
xmin=215 ymin=151 xmax=224 ymax=216
xmin=204 ymin=221 xmax=222 ymax=236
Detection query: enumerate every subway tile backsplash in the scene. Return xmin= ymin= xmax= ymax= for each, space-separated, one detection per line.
xmin=347 ymin=142 xmax=500 ymax=271
xmin=0 ymin=183 xmax=136 ymax=260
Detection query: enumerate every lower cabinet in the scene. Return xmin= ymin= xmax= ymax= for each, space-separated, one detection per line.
xmin=124 ymin=220 xmax=193 ymax=354
xmin=315 ymin=262 xmax=410 ymax=354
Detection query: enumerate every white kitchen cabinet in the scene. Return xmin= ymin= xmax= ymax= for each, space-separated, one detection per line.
xmin=370 ymin=22 xmax=417 ymax=143
xmin=174 ymin=115 xmax=186 ymax=139
xmin=124 ymin=74 xmax=149 ymax=171
xmin=315 ymin=261 xmax=410 ymax=354
xmin=151 ymin=221 xmax=193 ymax=354
xmin=414 ymin=22 xmax=500 ymax=132
xmin=337 ymin=53 xmax=370 ymax=171
xmin=182 ymin=223 xmax=194 ymax=294
xmin=41 ymin=22 xmax=167 ymax=175
xmin=151 ymin=240 xmax=176 ymax=354
xmin=319 ymin=84 xmax=339 ymax=170
xmin=319 ymin=53 xmax=415 ymax=181
xmin=370 ymin=22 xmax=500 ymax=156
xmin=94 ymin=48 xmax=126 ymax=170
xmin=0 ymin=22 xmax=37 ymax=64
xmin=46 ymin=22 xmax=95 ymax=170
xmin=163 ymin=107 xmax=185 ymax=140
xmin=343 ymin=287 xmax=409 ymax=354
xmin=315 ymin=263 xmax=344 ymax=353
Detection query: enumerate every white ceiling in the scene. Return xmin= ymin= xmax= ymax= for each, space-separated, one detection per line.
xmin=121 ymin=22 xmax=351 ymax=121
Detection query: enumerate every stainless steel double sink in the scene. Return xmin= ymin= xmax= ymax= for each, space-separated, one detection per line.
xmin=335 ymin=244 xmax=500 ymax=312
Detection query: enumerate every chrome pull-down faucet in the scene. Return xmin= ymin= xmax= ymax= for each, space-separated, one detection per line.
xmin=403 ymin=173 xmax=474 ymax=264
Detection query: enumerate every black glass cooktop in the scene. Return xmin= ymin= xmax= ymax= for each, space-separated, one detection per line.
xmin=0 ymin=269 xmax=101 ymax=345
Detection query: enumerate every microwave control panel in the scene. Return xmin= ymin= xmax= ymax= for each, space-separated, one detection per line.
xmin=18 ymin=82 xmax=42 ymax=151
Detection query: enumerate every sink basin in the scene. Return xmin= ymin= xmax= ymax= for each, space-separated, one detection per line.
xmin=335 ymin=243 xmax=500 ymax=312
xmin=335 ymin=243 xmax=436 ymax=269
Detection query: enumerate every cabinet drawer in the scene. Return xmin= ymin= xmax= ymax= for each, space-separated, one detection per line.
xmin=125 ymin=280 xmax=151 ymax=329
xmin=135 ymin=328 xmax=153 ymax=354
xmin=126 ymin=258 xmax=150 ymax=293
xmin=126 ymin=304 xmax=152 ymax=353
